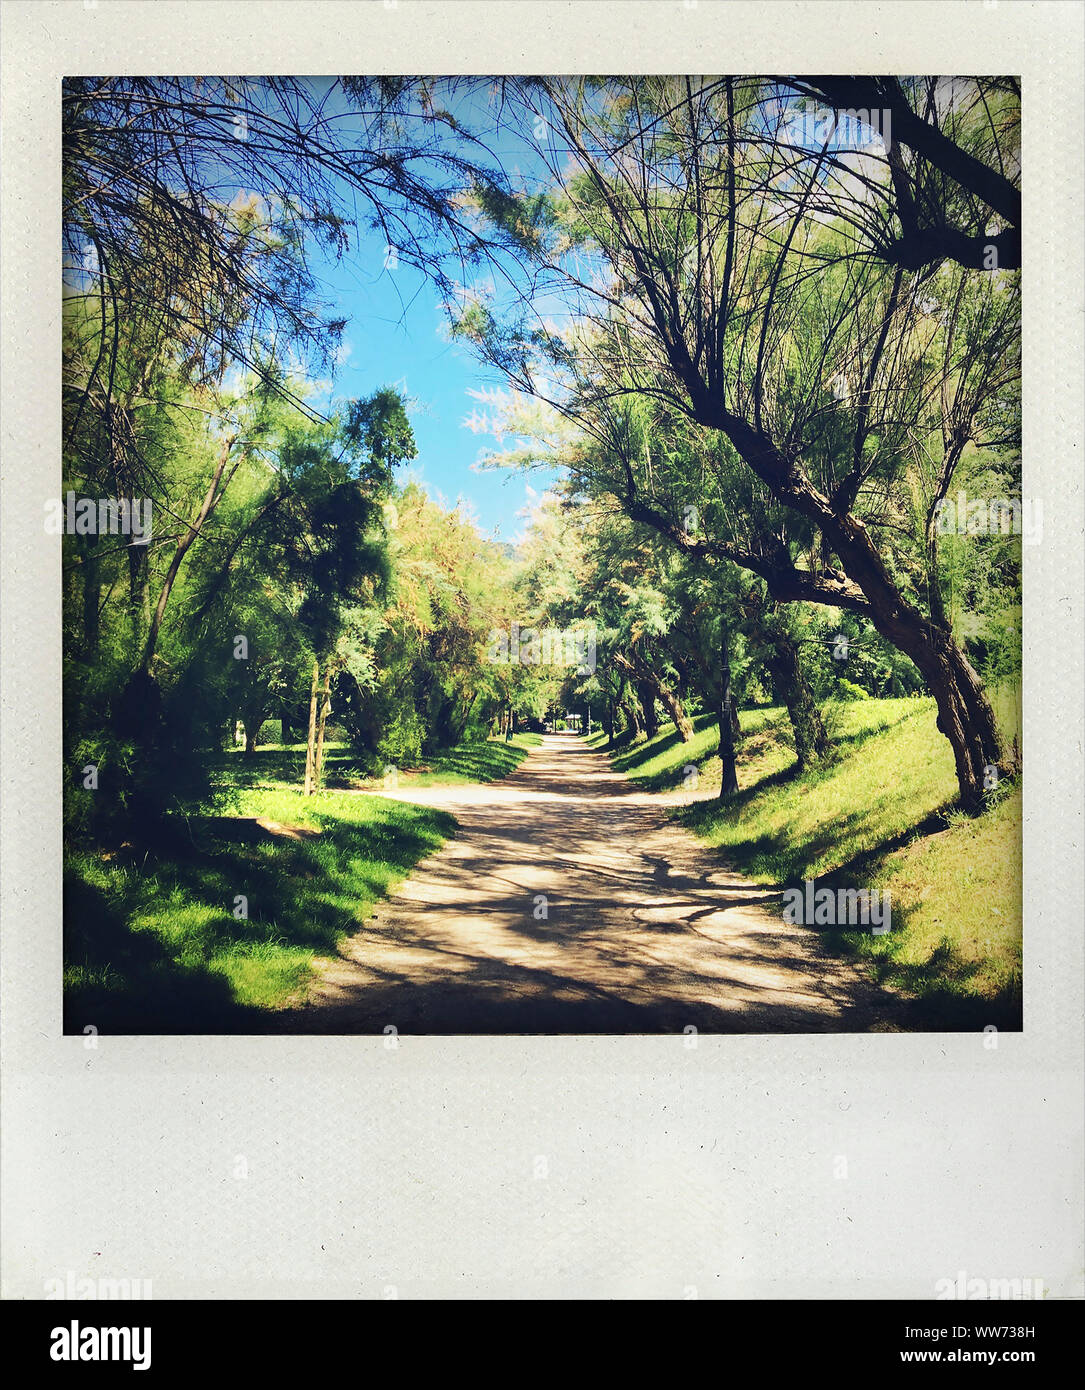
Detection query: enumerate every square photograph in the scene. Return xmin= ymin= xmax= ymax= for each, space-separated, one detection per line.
xmin=60 ymin=75 xmax=1023 ymax=1035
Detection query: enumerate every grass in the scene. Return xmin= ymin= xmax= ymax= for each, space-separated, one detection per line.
xmin=359 ymin=732 xmax=542 ymax=788
xmin=64 ymin=733 xmax=538 ymax=1033
xmin=592 ymin=692 xmax=1023 ymax=1029
xmin=206 ymin=740 xmax=365 ymax=790
xmin=208 ymin=732 xmax=541 ymax=792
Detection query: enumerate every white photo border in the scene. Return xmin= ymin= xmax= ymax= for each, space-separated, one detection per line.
xmin=1 ymin=0 xmax=1081 ymax=1300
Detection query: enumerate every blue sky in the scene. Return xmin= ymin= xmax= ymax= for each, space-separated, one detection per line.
xmin=64 ymin=76 xmax=866 ymax=543
xmin=63 ymin=76 xmax=565 ymax=544
xmin=300 ymin=77 xmax=830 ymax=541
xmin=311 ymin=238 xmax=559 ymax=545
xmin=300 ymin=78 xmax=566 ymax=544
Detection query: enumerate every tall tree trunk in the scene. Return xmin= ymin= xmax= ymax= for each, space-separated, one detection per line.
xmin=767 ymin=633 xmax=828 ymax=770
xmin=313 ymin=668 xmax=332 ymax=789
xmin=241 ymin=704 xmax=265 ymax=756
xmin=303 ymin=660 xmax=320 ymax=795
xmin=127 ymin=542 xmax=151 ymax=649
xmin=718 ymin=620 xmax=740 ymax=797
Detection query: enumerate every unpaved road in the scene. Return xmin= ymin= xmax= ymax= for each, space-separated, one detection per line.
xmin=270 ymin=734 xmax=905 ymax=1033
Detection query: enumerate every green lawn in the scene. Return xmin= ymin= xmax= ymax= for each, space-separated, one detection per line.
xmin=353 ymin=731 xmax=542 ymax=788
xmin=63 ymin=733 xmax=538 ymax=1033
xmin=590 ymin=692 xmax=1023 ymax=1029
xmin=205 ymin=730 xmax=541 ymax=792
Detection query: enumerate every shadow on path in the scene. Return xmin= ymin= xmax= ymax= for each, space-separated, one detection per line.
xmin=262 ymin=734 xmax=916 ymax=1034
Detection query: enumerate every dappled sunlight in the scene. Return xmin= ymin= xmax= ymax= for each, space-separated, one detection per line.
xmin=63 ymin=791 xmax=455 ymax=1031
xmin=265 ymin=733 xmax=917 ymax=1034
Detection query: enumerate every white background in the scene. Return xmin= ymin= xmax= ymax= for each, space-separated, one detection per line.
xmin=1 ymin=0 xmax=1082 ymax=1299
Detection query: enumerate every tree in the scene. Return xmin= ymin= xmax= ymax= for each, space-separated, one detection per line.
xmin=462 ymin=76 xmax=1020 ymax=809
xmin=63 ymin=76 xmax=519 ymax=457
xmin=794 ymin=77 xmax=1020 ymax=270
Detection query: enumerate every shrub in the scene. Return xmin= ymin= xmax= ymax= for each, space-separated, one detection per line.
xmin=376 ymin=707 xmax=426 ymax=767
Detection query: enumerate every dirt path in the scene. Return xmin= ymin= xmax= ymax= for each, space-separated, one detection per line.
xmin=270 ymin=734 xmax=906 ymax=1033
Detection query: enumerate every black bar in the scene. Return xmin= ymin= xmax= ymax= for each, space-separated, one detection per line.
xmin=5 ymin=1297 xmax=1075 ymax=1376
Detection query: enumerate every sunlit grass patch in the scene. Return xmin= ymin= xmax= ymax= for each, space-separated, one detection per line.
xmin=64 ymin=785 xmax=455 ymax=1032
xmin=396 ymin=732 xmax=540 ymax=786
xmin=600 ymin=690 xmax=1022 ymax=1027
xmin=605 ymin=711 xmax=722 ymax=788
xmin=841 ymin=788 xmax=1022 ymax=1027
xmin=63 ymin=727 xmax=543 ymax=1032
xmin=683 ymin=699 xmax=953 ymax=882
xmin=209 ymin=943 xmax=315 ymax=1011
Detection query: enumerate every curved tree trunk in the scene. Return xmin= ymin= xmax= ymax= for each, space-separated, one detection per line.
xmin=451 ymin=693 xmax=477 ymax=745
xmin=141 ymin=434 xmax=237 ymax=673
xmin=766 ymin=632 xmax=828 ymax=770
xmin=656 ymin=681 xmax=694 ymax=742
xmin=615 ymin=652 xmax=693 ymax=742
xmin=635 ymin=680 xmax=660 ymax=737
xmin=619 ymin=696 xmax=644 ymax=741
xmin=820 ymin=506 xmax=1011 ymax=808
xmin=880 ymin=612 xmax=1008 ymax=809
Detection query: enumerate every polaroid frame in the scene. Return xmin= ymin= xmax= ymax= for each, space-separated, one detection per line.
xmin=1 ymin=0 xmax=1081 ymax=1300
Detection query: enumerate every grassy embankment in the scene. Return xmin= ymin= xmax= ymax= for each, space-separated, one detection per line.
xmin=63 ymin=733 xmax=541 ymax=1033
xmin=587 ymin=693 xmax=1022 ymax=1029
